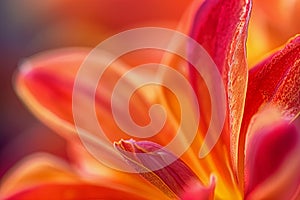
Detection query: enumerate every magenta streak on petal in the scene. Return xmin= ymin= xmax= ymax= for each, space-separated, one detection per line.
xmin=114 ymin=140 xmax=204 ymax=198
xmin=245 ymin=122 xmax=299 ymax=195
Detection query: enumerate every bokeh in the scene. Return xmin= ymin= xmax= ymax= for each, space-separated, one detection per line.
xmin=1 ymin=0 xmax=300 ymax=183
xmin=0 ymin=0 xmax=193 ymax=178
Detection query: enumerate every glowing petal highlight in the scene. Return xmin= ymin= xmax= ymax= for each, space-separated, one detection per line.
xmin=189 ymin=0 xmax=252 ymax=178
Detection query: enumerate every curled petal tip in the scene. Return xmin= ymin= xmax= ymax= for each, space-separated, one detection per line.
xmin=114 ymin=139 xmax=135 ymax=153
xmin=115 ymin=140 xmax=201 ymax=198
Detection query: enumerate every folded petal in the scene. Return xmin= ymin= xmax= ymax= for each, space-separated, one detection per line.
xmin=0 ymin=153 xmax=165 ymax=200
xmin=188 ymin=0 xmax=252 ymax=185
xmin=114 ymin=139 xmax=202 ymax=199
xmin=245 ymin=116 xmax=300 ymax=199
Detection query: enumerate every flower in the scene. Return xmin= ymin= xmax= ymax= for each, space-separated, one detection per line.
xmin=1 ymin=0 xmax=300 ymax=199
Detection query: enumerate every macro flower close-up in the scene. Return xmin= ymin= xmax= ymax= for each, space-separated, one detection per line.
xmin=0 ymin=0 xmax=300 ymax=199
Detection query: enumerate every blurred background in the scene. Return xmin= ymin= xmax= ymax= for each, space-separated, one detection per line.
xmin=0 ymin=0 xmax=300 ymax=178
xmin=0 ymin=0 xmax=193 ymax=177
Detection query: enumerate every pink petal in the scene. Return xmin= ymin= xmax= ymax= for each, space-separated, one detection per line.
xmin=245 ymin=120 xmax=300 ymax=199
xmin=181 ymin=176 xmax=216 ymax=200
xmin=114 ymin=139 xmax=204 ymax=199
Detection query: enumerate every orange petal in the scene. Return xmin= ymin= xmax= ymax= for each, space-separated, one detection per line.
xmin=159 ymin=1 xmax=249 ymax=197
xmin=15 ymin=48 xmax=181 ymax=170
xmin=15 ymin=48 xmax=90 ymax=140
xmin=0 ymin=153 xmax=165 ymax=200
xmin=245 ymin=120 xmax=300 ymax=199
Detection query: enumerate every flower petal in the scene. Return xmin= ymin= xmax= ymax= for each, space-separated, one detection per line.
xmin=180 ymin=176 xmax=216 ymax=200
xmin=15 ymin=48 xmax=90 ymax=140
xmin=245 ymin=117 xmax=300 ymax=199
xmin=114 ymin=139 xmax=202 ymax=199
xmin=244 ymin=35 xmax=300 ymax=126
xmin=160 ymin=1 xmax=251 ymax=195
xmin=241 ymin=35 xmax=300 ymax=184
xmin=188 ymin=0 xmax=252 ymax=178
xmin=15 ymin=48 xmax=181 ymax=172
xmin=0 ymin=153 xmax=164 ymax=200
xmin=5 ymin=184 xmax=145 ymax=200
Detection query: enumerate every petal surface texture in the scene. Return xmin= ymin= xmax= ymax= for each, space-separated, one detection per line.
xmin=188 ymin=0 xmax=251 ymax=191
xmin=115 ymin=139 xmax=204 ymax=199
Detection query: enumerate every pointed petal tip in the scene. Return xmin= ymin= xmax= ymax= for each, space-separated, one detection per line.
xmin=17 ymin=59 xmax=34 ymax=77
xmin=181 ymin=175 xmax=216 ymax=200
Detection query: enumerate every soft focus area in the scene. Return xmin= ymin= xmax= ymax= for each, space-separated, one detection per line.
xmin=0 ymin=0 xmax=300 ymax=199
xmin=0 ymin=0 xmax=192 ymax=178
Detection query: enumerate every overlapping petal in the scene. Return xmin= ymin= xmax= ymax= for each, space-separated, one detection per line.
xmin=244 ymin=35 xmax=300 ymax=126
xmin=240 ymin=35 xmax=300 ymax=184
xmin=115 ymin=139 xmax=204 ymax=198
xmin=16 ymin=47 xmax=183 ymax=165
xmin=6 ymin=0 xmax=300 ymax=199
xmin=158 ymin=0 xmax=251 ymax=198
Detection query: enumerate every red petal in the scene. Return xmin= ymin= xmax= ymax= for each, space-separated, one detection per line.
xmin=114 ymin=139 xmax=202 ymax=199
xmin=240 ymin=35 xmax=300 ymax=183
xmin=5 ymin=184 xmax=144 ymax=200
xmin=189 ymin=0 xmax=251 ymax=180
xmin=245 ymin=121 xmax=300 ymax=199
xmin=244 ymin=35 xmax=300 ymax=125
